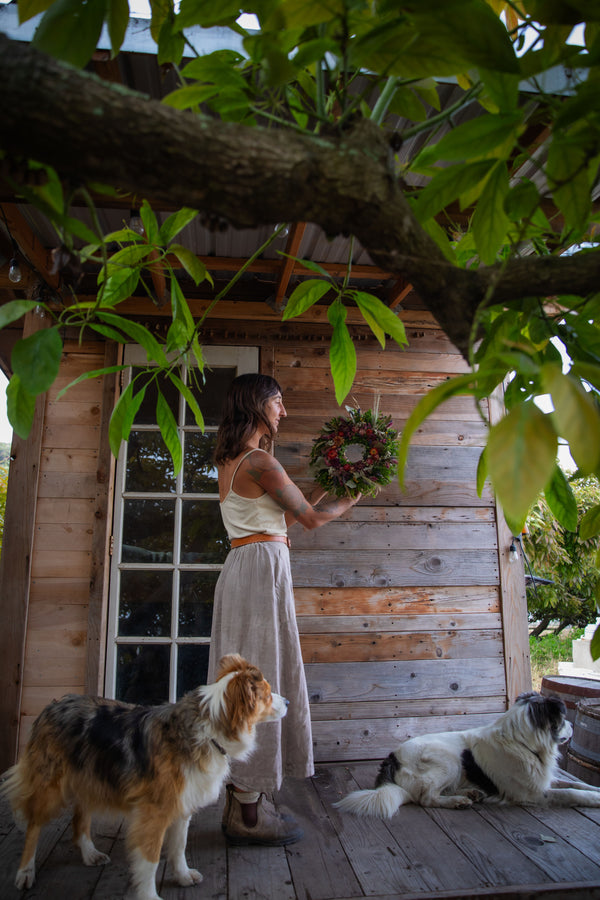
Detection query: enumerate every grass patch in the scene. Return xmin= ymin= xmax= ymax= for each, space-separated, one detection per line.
xmin=529 ymin=627 xmax=584 ymax=690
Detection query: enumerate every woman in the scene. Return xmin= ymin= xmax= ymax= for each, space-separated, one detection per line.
xmin=208 ymin=373 xmax=361 ymax=846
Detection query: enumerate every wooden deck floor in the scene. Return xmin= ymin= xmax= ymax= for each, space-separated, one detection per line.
xmin=2 ymin=762 xmax=600 ymax=900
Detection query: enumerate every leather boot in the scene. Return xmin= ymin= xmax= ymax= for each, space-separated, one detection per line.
xmin=222 ymin=788 xmax=303 ymax=846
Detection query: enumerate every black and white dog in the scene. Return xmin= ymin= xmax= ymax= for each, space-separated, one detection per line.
xmin=335 ymin=692 xmax=600 ymax=818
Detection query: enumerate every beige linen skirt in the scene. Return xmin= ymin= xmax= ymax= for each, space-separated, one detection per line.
xmin=207 ymin=541 xmax=314 ymax=793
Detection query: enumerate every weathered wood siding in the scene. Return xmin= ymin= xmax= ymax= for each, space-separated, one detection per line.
xmin=272 ymin=320 xmax=512 ymax=762
xmin=16 ymin=340 xmax=108 ymax=756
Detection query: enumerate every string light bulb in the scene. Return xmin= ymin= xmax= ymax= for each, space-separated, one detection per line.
xmin=274 ymin=223 xmax=290 ymax=238
xmin=8 ymin=256 xmax=22 ymax=284
xmin=509 ymin=539 xmax=519 ymax=563
xmin=129 ymin=209 xmax=144 ymax=235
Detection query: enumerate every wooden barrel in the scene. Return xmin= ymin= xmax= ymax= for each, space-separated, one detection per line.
xmin=567 ymin=700 xmax=600 ymax=787
xmin=540 ymin=676 xmax=600 ymax=769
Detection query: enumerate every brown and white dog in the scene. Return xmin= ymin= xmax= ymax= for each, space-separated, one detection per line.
xmin=2 ymin=654 xmax=287 ymax=900
xmin=335 ymin=692 xmax=600 ymax=818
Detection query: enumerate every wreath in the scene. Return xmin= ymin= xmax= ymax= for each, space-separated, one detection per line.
xmin=309 ymin=407 xmax=399 ymax=499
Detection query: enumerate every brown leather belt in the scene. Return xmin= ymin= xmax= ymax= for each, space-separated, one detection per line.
xmin=230 ymin=534 xmax=291 ymax=549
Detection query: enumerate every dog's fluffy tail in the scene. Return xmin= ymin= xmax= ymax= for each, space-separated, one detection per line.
xmin=334 ymin=783 xmax=410 ymax=819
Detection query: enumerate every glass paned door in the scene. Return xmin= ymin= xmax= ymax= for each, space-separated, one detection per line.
xmin=105 ymin=345 xmax=258 ymax=703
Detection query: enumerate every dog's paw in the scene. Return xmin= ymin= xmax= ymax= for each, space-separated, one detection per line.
xmin=175 ymin=867 xmax=203 ymax=886
xmin=453 ymin=796 xmax=474 ymax=809
xmin=466 ymin=789 xmax=486 ymax=803
xmin=15 ymin=864 xmax=36 ymax=890
xmin=82 ymin=846 xmax=111 ymax=867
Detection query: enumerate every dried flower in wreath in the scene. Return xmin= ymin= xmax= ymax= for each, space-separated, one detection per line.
xmin=309 ymin=407 xmax=399 ymax=499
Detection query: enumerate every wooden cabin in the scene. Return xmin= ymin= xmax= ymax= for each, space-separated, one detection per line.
xmin=0 ymin=10 xmax=530 ymax=774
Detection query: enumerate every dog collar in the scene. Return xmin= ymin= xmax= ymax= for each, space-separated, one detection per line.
xmin=211 ymin=738 xmax=228 ymax=756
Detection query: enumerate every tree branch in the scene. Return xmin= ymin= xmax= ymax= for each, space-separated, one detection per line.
xmin=1 ymin=34 xmax=598 ymax=359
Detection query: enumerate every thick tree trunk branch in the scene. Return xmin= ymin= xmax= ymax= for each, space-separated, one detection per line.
xmin=1 ymin=34 xmax=599 ymax=357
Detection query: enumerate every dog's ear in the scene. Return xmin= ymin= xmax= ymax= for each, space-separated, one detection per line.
xmin=222 ymin=668 xmax=265 ymax=736
xmin=524 ymin=693 xmax=566 ymax=731
xmin=216 ymin=654 xmax=246 ymax=679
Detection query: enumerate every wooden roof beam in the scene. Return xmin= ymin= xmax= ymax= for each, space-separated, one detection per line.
xmin=274 ymin=222 xmax=306 ymax=308
xmin=0 ymin=202 xmax=59 ymax=289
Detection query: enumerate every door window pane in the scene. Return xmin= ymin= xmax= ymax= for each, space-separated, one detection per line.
xmin=185 ymin=366 xmax=237 ymax=426
xmin=179 ymin=571 xmax=219 ymax=636
xmin=116 ymin=644 xmax=170 ymax=704
xmin=126 ymin=431 xmax=176 ymax=493
xmin=181 ymin=499 xmax=229 ymax=564
xmin=121 ymin=498 xmax=174 ymax=563
xmin=183 ymin=432 xmax=218 ymax=493
xmin=119 ymin=570 xmax=172 ymax=636
xmin=177 ymin=644 xmax=210 ymax=698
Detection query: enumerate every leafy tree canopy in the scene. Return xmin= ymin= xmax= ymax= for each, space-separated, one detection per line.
xmin=525 ymin=476 xmax=600 ymax=636
xmin=1 ymin=0 xmax=600 ymax=559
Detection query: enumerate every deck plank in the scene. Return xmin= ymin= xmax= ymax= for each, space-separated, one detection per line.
xmin=279 ymin=774 xmax=363 ymax=900
xmin=424 ymin=805 xmax=548 ymax=886
xmin=477 ymin=804 xmax=600 ymax=881
xmin=348 ymin=763 xmax=490 ymax=893
xmin=312 ymin=764 xmax=436 ymax=894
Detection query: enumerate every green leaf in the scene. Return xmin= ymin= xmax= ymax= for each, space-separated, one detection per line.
xmin=32 ymin=0 xmax=107 ymax=68
xmin=6 ymin=374 xmax=36 ymax=439
xmin=544 ymin=464 xmax=578 ymax=531
xmin=415 ymin=113 xmax=522 ymax=169
xmin=0 ymin=300 xmax=39 ymax=329
xmin=414 ymin=160 xmax=495 ymax=223
xmin=166 ymin=319 xmax=190 ymax=353
xmin=487 ymin=403 xmax=558 ymax=532
xmin=159 ymin=208 xmax=198 ymax=245
xmin=580 ymin=503 xmax=600 ymax=540
xmin=140 ymin=199 xmax=160 ymax=245
xmin=471 ymin=162 xmax=510 ymax=264
xmin=546 ymin=138 xmax=593 ymax=232
xmin=171 ymin=278 xmax=195 ymax=336
xmin=171 ymin=244 xmax=212 ymax=286
xmin=420 ymin=215 xmax=457 ymax=263
xmin=591 ymin=623 xmax=600 ymax=662
xmin=479 ymin=69 xmax=520 ymax=112
xmin=352 ymin=292 xmax=408 ymax=349
xmin=106 ymin=0 xmax=129 ymax=56
xmin=96 ymin=312 xmax=168 ymax=365
xmin=157 ymin=17 xmax=185 ymax=66
xmin=18 ymin=0 xmax=56 ymax=24
xmin=56 ymin=365 xmax=128 ymax=400
xmin=12 ymin=327 xmax=62 ymax=395
xmin=283 ymin=279 xmax=331 ymax=320
xmin=102 ymin=243 xmax=153 ymax=276
xmin=168 ymin=371 xmax=205 ymax=431
xmin=109 ymin=381 xmax=146 ymax=458
xmin=99 ymin=267 xmax=141 ymax=307
xmin=504 ymin=179 xmax=540 ymax=221
xmin=328 ymin=302 xmax=356 ymax=406
xmin=476 ymin=445 xmax=488 ymax=497
xmin=176 ymin=0 xmax=241 ymax=29
xmin=280 ymin=255 xmax=331 ymax=278
xmin=542 ymin=364 xmax=600 ymax=473
xmin=157 ymin=390 xmax=183 ymax=474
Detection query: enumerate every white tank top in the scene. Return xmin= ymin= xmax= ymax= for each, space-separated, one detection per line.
xmin=219 ymin=449 xmax=287 ymax=540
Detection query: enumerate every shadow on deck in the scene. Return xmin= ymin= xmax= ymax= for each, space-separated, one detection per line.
xmin=1 ymin=762 xmax=600 ymax=900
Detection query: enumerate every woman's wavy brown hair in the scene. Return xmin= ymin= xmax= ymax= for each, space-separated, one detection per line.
xmin=214 ymin=373 xmax=283 ymax=464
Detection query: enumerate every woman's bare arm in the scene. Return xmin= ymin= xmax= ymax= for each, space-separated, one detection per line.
xmin=245 ymin=451 xmax=359 ymax=529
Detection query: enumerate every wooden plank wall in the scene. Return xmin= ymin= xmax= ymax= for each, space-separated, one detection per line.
xmin=16 ymin=340 xmax=107 ymax=756
xmin=272 ymin=319 xmax=509 ymax=763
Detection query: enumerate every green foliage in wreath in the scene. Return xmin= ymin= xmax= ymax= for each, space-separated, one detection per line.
xmin=309 ymin=407 xmax=399 ymax=499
